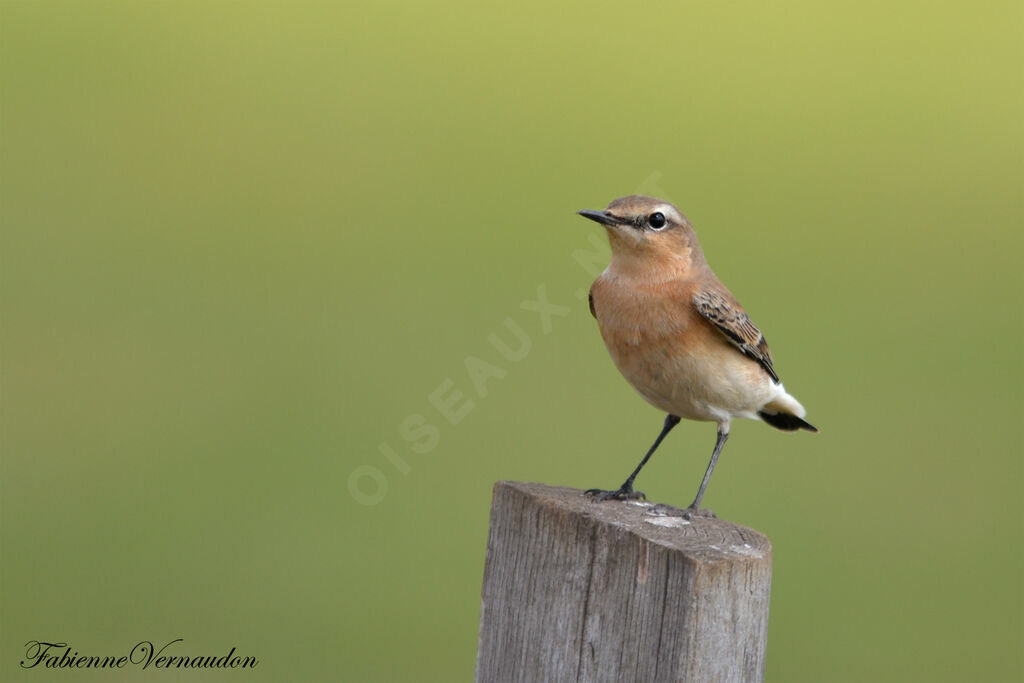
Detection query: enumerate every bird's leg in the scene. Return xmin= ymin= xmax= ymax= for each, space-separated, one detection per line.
xmin=684 ymin=426 xmax=729 ymax=516
xmin=586 ymin=414 xmax=681 ymax=501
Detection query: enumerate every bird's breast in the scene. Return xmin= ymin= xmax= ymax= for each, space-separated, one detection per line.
xmin=590 ymin=273 xmax=773 ymax=421
xmin=590 ymin=274 xmax=696 ymax=354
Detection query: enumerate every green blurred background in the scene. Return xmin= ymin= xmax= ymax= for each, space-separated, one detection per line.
xmin=1 ymin=1 xmax=1021 ymax=681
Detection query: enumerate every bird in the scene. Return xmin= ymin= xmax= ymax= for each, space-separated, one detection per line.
xmin=577 ymin=195 xmax=816 ymax=515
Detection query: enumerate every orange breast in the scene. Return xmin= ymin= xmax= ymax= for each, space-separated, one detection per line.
xmin=590 ymin=273 xmax=772 ymax=420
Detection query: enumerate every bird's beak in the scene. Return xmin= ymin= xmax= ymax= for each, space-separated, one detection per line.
xmin=577 ymin=209 xmax=624 ymax=227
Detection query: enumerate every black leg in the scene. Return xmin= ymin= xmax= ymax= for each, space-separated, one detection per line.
xmin=586 ymin=414 xmax=681 ymax=501
xmin=687 ymin=427 xmax=729 ymax=511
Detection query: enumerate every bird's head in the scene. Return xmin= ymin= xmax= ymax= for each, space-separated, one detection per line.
xmin=577 ymin=195 xmax=704 ymax=278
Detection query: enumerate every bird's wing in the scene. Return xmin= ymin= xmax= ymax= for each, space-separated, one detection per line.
xmin=692 ymin=290 xmax=779 ymax=383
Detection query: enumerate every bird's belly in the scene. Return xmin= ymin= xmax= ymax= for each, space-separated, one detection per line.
xmin=602 ymin=328 xmax=775 ymax=423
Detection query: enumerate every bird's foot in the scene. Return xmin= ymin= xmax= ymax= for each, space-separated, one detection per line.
xmin=584 ymin=484 xmax=645 ymax=502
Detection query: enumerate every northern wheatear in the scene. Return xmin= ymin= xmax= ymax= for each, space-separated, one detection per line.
xmin=578 ymin=195 xmax=816 ymax=515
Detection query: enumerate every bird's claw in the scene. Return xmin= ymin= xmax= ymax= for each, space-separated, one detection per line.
xmin=584 ymin=486 xmax=645 ymax=502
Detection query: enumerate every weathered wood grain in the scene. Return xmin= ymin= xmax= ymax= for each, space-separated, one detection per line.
xmin=475 ymin=481 xmax=772 ymax=683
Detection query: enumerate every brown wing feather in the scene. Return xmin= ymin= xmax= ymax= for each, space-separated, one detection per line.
xmin=692 ymin=290 xmax=779 ymax=383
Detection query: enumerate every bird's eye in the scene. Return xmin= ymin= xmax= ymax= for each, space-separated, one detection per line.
xmin=648 ymin=212 xmax=667 ymax=230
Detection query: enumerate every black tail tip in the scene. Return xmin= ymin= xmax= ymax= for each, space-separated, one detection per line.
xmin=759 ymin=411 xmax=818 ymax=432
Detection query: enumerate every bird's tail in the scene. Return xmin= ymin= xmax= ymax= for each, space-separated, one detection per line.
xmin=760 ymin=386 xmax=818 ymax=432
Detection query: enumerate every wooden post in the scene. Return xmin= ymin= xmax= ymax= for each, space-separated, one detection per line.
xmin=475 ymin=481 xmax=773 ymax=683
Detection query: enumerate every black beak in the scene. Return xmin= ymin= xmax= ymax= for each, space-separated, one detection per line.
xmin=577 ymin=209 xmax=623 ymax=226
